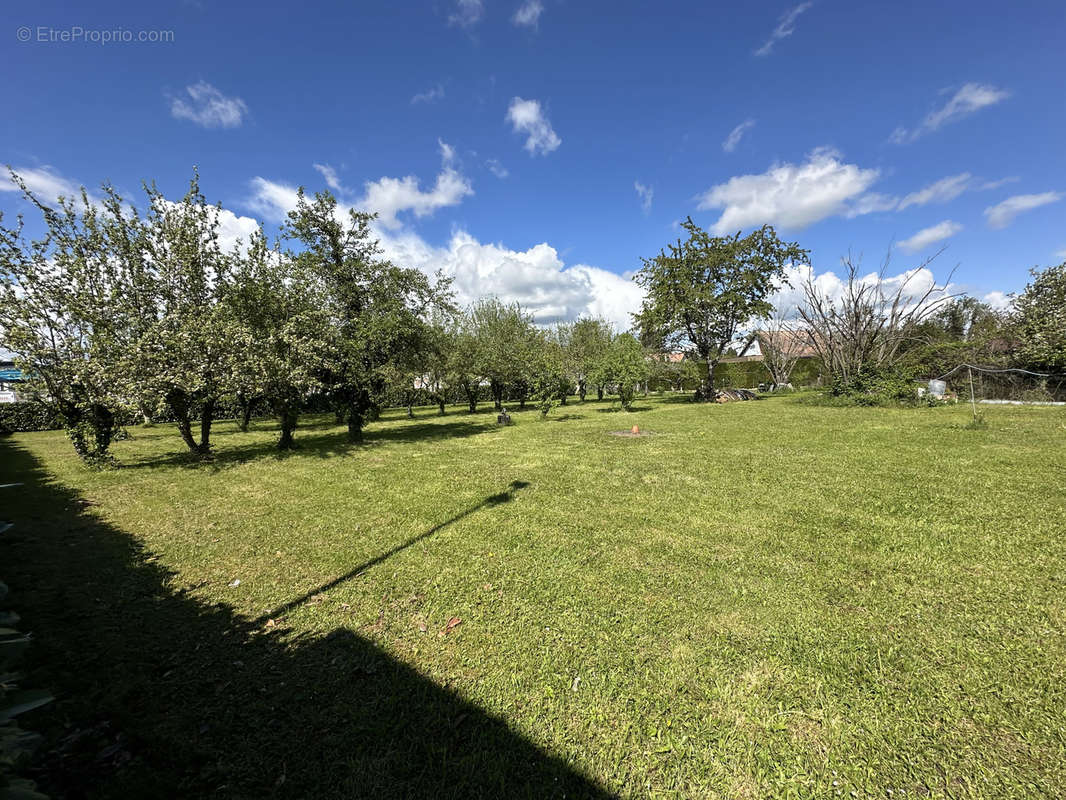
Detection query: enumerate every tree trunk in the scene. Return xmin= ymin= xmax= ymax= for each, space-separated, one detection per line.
xmin=277 ymin=405 xmax=299 ymax=449
xmin=347 ymin=412 xmax=363 ymax=441
xmin=198 ymin=399 xmax=214 ymax=454
xmin=166 ymin=390 xmax=199 ymax=453
xmin=90 ymin=403 xmax=115 ymax=459
xmin=696 ymin=358 xmax=718 ymax=402
xmin=237 ymin=392 xmax=253 ymax=432
xmin=578 ymin=381 xmax=586 ymax=402
xmin=334 ymin=405 xmax=347 ymax=424
xmin=138 ymin=401 xmax=154 ymax=427
xmin=491 ymin=380 xmax=503 ymax=411
xmin=437 ymin=396 xmax=446 ymax=415
xmin=346 ymin=388 xmax=373 ymax=442
xmin=596 ymin=385 xmax=604 ymax=401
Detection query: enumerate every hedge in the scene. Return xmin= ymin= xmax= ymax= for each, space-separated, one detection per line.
xmin=0 ymin=396 xmax=272 ymax=435
xmin=713 ymin=357 xmax=822 ymax=389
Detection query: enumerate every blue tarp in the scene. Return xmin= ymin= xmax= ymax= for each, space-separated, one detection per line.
xmin=0 ymin=369 xmax=23 ymax=382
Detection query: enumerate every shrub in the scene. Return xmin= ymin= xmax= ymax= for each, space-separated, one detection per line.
xmin=0 ymin=402 xmax=62 ymax=434
xmin=828 ymin=368 xmax=933 ymax=407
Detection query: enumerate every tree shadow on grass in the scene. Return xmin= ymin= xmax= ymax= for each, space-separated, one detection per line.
xmin=122 ymin=418 xmax=500 ymax=472
xmin=0 ymin=442 xmax=613 ymax=799
xmin=256 ymin=480 xmax=530 ymax=625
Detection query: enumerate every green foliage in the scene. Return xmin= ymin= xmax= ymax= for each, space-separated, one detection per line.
xmin=128 ymin=172 xmax=242 ymax=456
xmin=226 ymin=228 xmax=333 ymax=448
xmin=469 ymin=299 xmax=537 ymax=410
xmin=282 ymin=190 xmax=453 ymax=442
xmin=635 ymin=218 xmax=807 ymax=400
xmin=530 ymin=333 xmax=570 ymax=417
xmin=591 ymin=333 xmax=649 ymax=410
xmin=563 ymin=318 xmax=613 ymax=400
xmin=1014 ymin=262 xmax=1066 ymax=371
xmin=828 ymin=367 xmax=931 ymax=407
xmin=899 ymin=296 xmax=1015 ymax=376
xmin=711 ymin=356 xmax=823 ymax=390
xmin=0 ymin=172 xmax=141 ymax=465
xmin=0 ymin=403 xmax=62 ymax=435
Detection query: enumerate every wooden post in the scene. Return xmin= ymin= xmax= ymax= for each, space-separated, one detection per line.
xmin=968 ymin=366 xmax=977 ymax=423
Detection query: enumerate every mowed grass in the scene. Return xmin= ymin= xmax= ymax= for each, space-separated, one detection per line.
xmin=2 ymin=396 xmax=1065 ymax=798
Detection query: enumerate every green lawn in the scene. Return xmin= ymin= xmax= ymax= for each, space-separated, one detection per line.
xmin=2 ymin=396 xmax=1065 ymax=798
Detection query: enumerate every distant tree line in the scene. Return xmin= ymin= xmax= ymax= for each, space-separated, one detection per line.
xmin=0 ymin=171 xmax=649 ymax=464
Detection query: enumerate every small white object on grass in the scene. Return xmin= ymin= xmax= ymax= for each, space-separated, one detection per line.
xmin=228 ymin=579 xmax=241 ymax=587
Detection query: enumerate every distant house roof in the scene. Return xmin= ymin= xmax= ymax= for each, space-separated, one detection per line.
xmin=649 ymin=352 xmax=687 ymax=363
xmin=755 ymin=329 xmax=821 ymax=359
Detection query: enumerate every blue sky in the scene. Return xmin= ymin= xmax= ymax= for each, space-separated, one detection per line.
xmin=5 ymin=0 xmax=1066 ymax=328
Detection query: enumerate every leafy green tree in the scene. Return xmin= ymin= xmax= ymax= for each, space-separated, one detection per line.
xmin=591 ymin=333 xmax=649 ymax=410
xmin=471 ymin=298 xmax=535 ymax=410
xmin=0 ymin=173 xmax=136 ymax=464
xmin=283 ymin=190 xmax=451 ymax=440
xmin=531 ymin=331 xmax=571 ymax=417
xmin=635 ymin=218 xmax=807 ymax=401
xmin=417 ymin=313 xmax=459 ymax=415
xmin=566 ymin=317 xmax=613 ymax=401
xmin=448 ymin=316 xmax=483 ymax=413
xmin=901 ymin=296 xmax=1013 ymax=376
xmin=226 ymin=230 xmax=332 ymax=448
xmin=1014 ymin=262 xmax=1066 ymax=371
xmin=133 ymin=174 xmax=239 ymax=456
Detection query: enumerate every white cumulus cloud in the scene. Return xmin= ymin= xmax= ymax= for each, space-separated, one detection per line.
xmin=506 ymin=97 xmax=561 ymax=156
xmin=169 ymin=81 xmax=248 ymax=129
xmin=898 ymin=220 xmax=963 ymax=253
xmin=513 ymin=0 xmax=544 ymax=28
xmin=722 ymin=119 xmax=756 ymax=153
xmin=754 ymin=2 xmax=814 ymax=56
xmin=891 ymin=83 xmax=1009 ymax=143
xmin=984 ymin=192 xmax=1062 ymax=229
xmin=768 ymin=263 xmax=955 ymax=323
xmin=697 ymin=148 xmax=880 ymax=234
xmin=982 ymin=291 xmax=1012 ymax=311
xmin=248 ymin=141 xmax=472 ymax=230
xmin=2 ymin=165 xmax=90 ymax=205
xmin=244 ymin=168 xmax=643 ymax=330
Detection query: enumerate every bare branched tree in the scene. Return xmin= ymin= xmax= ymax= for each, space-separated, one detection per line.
xmin=797 ymin=250 xmax=957 ymax=386
xmin=758 ymin=307 xmax=807 ymax=386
